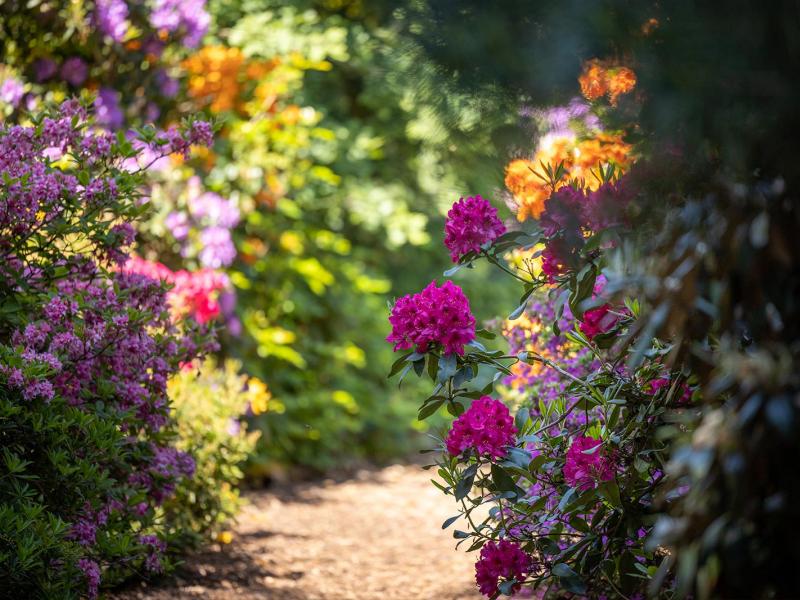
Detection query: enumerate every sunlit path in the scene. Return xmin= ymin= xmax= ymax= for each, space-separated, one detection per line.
xmin=115 ymin=464 xmax=481 ymax=600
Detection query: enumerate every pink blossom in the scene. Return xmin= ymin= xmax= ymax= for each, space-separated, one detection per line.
xmin=646 ymin=377 xmax=693 ymax=405
xmin=447 ymin=396 xmax=517 ymax=459
xmin=579 ymin=303 xmax=622 ymax=339
xmin=444 ymin=195 xmax=506 ymax=262
xmin=563 ymin=435 xmax=616 ymax=490
xmin=387 ymin=280 xmax=475 ymax=355
xmin=475 ymin=540 xmax=534 ymax=597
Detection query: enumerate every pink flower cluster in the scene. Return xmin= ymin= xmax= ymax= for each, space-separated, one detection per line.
xmin=563 ymin=435 xmax=617 ymax=490
xmin=446 ymin=396 xmax=517 ymax=458
xmin=444 ymin=195 xmax=506 ymax=262
xmin=579 ymin=303 xmax=623 ymax=339
xmin=646 ymin=377 xmax=693 ymax=405
xmin=387 ymin=280 xmax=475 ymax=355
xmin=474 ymin=540 xmax=534 ymax=597
xmin=122 ymin=256 xmax=230 ymax=324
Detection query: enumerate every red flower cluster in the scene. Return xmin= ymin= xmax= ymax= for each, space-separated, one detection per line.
xmin=387 ymin=280 xmax=476 ymax=355
xmin=122 ymin=256 xmax=229 ymax=324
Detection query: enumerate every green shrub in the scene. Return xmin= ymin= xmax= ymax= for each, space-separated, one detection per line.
xmin=161 ymin=360 xmax=260 ymax=546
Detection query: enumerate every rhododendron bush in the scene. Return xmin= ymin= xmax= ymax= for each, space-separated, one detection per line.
xmin=386 ymin=65 xmax=705 ymax=597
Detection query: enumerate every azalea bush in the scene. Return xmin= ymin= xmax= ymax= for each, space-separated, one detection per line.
xmin=0 ymin=100 xmax=224 ymax=598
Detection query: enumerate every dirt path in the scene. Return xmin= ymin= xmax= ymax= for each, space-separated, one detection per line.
xmin=115 ymin=464 xmax=482 ymax=599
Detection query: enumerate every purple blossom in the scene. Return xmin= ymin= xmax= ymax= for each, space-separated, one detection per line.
xmin=149 ymin=0 xmax=210 ymax=48
xmin=165 ymin=211 xmax=190 ymax=240
xmin=77 ymin=558 xmax=101 ymax=599
xmin=61 ymin=57 xmax=88 ymax=87
xmin=1 ymin=77 xmax=25 ymax=107
xmin=189 ymin=191 xmax=240 ymax=228
xmin=94 ymin=88 xmax=124 ymax=130
xmin=33 ymin=58 xmax=58 ymax=82
xmin=199 ymin=226 xmax=237 ymax=268
xmin=95 ymin=0 xmax=130 ymax=42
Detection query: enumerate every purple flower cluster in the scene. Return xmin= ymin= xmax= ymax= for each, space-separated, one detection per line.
xmin=77 ymin=558 xmax=101 ymax=599
xmin=474 ymin=540 xmax=534 ymax=597
xmin=61 ymin=57 xmax=89 ymax=87
xmin=94 ymin=87 xmax=124 ymax=130
xmin=1 ymin=77 xmax=25 ymax=107
xmin=95 ymin=0 xmax=130 ymax=42
xmin=387 ymin=280 xmax=476 ymax=355
xmin=150 ymin=0 xmax=210 ymax=48
xmin=444 ymin=195 xmax=506 ymax=262
xmin=563 ymin=435 xmax=617 ymax=490
xmin=446 ymin=396 xmax=517 ymax=459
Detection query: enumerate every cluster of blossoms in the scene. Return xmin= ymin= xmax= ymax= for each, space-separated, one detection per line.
xmin=444 ymin=195 xmax=507 ymax=262
xmin=504 ymin=69 xmax=636 ymax=223
xmin=164 ymin=176 xmax=241 ymax=268
xmin=0 ymin=101 xmax=216 ymax=597
xmin=446 ymin=397 xmax=517 ymax=458
xmin=537 ymin=181 xmax=633 ymax=283
xmin=563 ymin=435 xmax=618 ymax=490
xmin=501 ymin=298 xmax=598 ymax=422
xmin=150 ymin=0 xmax=210 ymax=48
xmin=387 ymin=280 xmax=476 ymax=355
xmin=646 ymin=376 xmax=694 ymax=405
xmin=578 ymin=59 xmax=637 ymax=105
xmin=474 ymin=540 xmax=535 ymax=597
xmin=0 ymin=73 xmax=25 ymax=108
xmin=122 ymin=256 xmax=232 ymax=325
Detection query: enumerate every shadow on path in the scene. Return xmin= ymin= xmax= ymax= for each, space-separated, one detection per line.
xmin=113 ymin=463 xmax=481 ymax=600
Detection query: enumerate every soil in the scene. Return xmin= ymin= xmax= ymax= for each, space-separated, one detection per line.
xmin=113 ymin=463 xmax=483 ymax=600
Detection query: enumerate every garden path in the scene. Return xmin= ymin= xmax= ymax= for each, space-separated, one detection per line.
xmin=114 ymin=463 xmax=482 ymax=599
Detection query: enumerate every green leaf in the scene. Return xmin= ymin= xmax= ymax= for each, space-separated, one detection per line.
xmin=441 ymin=515 xmax=460 ymax=529
xmin=490 ymin=463 xmax=517 ymax=495
xmin=552 ymin=563 xmax=587 ymax=594
xmin=438 ymin=353 xmax=457 ymax=383
xmin=418 ymin=398 xmax=445 ymax=420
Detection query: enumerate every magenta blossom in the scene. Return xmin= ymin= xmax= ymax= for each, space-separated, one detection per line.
xmin=563 ymin=435 xmax=616 ymax=490
xmin=475 ymin=540 xmax=534 ymax=597
xmin=444 ymin=195 xmax=506 ymax=262
xmin=387 ymin=280 xmax=475 ymax=355
xmin=447 ymin=396 xmax=517 ymax=459
xmin=579 ymin=303 xmax=623 ymax=339
xmin=646 ymin=377 xmax=693 ymax=405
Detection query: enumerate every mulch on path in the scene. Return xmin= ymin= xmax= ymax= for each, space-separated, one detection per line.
xmin=113 ymin=463 xmax=482 ymax=600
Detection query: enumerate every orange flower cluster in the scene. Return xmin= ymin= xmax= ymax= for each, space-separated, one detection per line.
xmin=505 ymin=133 xmax=633 ymax=221
xmin=578 ymin=59 xmax=637 ymax=105
xmin=183 ymin=46 xmax=281 ymax=114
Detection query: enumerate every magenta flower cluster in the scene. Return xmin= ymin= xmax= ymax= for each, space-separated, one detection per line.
xmin=444 ymin=195 xmax=506 ymax=262
xmin=446 ymin=396 xmax=517 ymax=458
xmin=563 ymin=435 xmax=617 ymax=490
xmin=387 ymin=280 xmax=476 ymax=355
xmin=474 ymin=540 xmax=534 ymax=598
xmin=538 ymin=180 xmax=632 ymax=282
